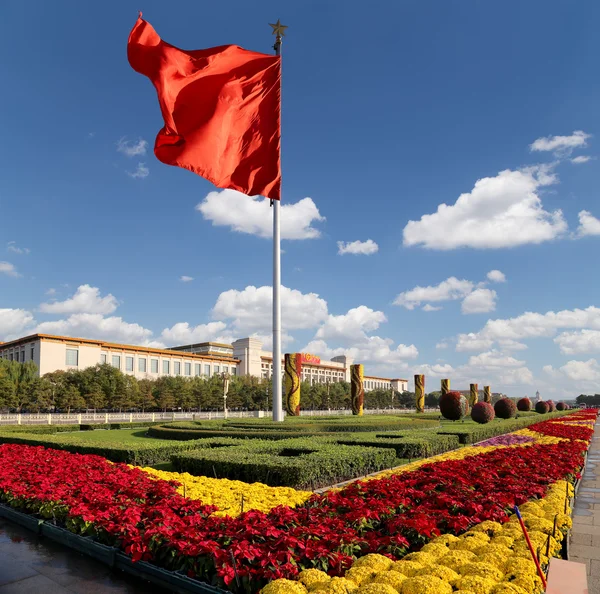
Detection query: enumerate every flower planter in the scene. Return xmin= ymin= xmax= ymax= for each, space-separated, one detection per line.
xmin=0 ymin=503 xmax=42 ymax=534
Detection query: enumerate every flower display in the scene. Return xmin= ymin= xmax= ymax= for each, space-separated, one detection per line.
xmin=494 ymin=398 xmax=517 ymax=419
xmin=439 ymin=391 xmax=469 ymax=420
xmin=535 ymin=401 xmax=549 ymax=414
xmin=516 ymin=398 xmax=532 ymax=412
xmin=471 ymin=402 xmax=495 ymax=424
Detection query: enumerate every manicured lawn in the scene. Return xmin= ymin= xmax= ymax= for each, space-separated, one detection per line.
xmin=59 ymin=428 xmax=171 ymax=444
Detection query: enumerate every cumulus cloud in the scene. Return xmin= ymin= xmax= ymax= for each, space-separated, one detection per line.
xmin=576 ymin=210 xmax=600 ymax=237
xmin=467 ymin=350 xmax=525 ymax=368
xmin=315 ymin=306 xmax=387 ymax=344
xmin=487 ymin=270 xmax=506 ymax=283
xmin=550 ymin=359 xmax=600 ymax=382
xmin=554 ymin=329 xmax=600 ymax=355
xmin=34 ymin=313 xmax=155 ymax=346
xmin=212 ymin=285 xmax=328 ymax=335
xmin=529 ymin=130 xmax=590 ymax=156
xmin=337 ymin=239 xmax=379 ymax=255
xmin=571 ymin=155 xmax=592 ymax=164
xmin=402 ymin=166 xmax=567 ymax=249
xmin=0 ymin=309 xmax=35 ymax=339
xmin=160 ymin=321 xmax=229 ymax=346
xmin=7 ymin=242 xmax=30 ymax=255
xmin=456 ymin=332 xmax=495 ymax=352
xmin=436 ymin=341 xmax=449 ymax=349
xmin=127 ymin=163 xmax=149 ymax=179
xmin=0 ymin=262 xmax=20 ymax=277
xmin=394 ymin=277 xmax=474 ymax=310
xmin=39 ymin=285 xmax=119 ymax=315
xmin=197 ymin=189 xmax=325 ymax=240
xmin=422 ymin=304 xmax=443 ymax=312
xmin=179 ymin=276 xmax=194 ymax=283
xmin=461 ymin=288 xmax=497 ymax=314
xmin=117 ymin=137 xmax=148 ymax=157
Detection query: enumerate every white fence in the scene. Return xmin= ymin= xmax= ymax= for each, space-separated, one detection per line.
xmin=0 ymin=408 xmax=438 ymax=426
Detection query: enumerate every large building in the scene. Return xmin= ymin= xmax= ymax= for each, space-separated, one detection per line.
xmin=0 ymin=334 xmax=408 ymax=392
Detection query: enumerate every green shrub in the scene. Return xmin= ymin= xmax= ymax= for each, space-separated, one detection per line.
xmin=471 ymin=402 xmax=495 ymax=424
xmin=494 ymin=398 xmax=517 ymax=419
xmin=0 ymin=424 xmax=80 ymax=434
xmin=171 ymin=437 xmax=397 ymax=489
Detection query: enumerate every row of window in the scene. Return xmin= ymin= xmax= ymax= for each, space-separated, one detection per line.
xmin=1 ymin=347 xmax=35 ymax=362
xmin=65 ymin=349 xmax=237 ymax=377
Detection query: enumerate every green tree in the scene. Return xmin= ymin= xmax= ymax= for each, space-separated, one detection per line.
xmin=57 ymin=384 xmax=85 ymax=413
xmin=24 ymin=377 xmax=54 ymax=412
xmin=138 ymin=379 xmax=156 ymax=411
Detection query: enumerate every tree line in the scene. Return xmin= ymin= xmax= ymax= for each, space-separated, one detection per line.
xmin=0 ymin=359 xmax=431 ymax=413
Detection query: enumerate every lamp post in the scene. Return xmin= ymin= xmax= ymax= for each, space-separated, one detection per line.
xmin=222 ymin=372 xmax=230 ymax=419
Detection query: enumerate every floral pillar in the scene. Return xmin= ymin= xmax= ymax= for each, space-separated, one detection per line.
xmin=350 ymin=364 xmax=364 ymax=416
xmin=284 ymin=353 xmax=301 ymax=416
xmin=484 ymin=385 xmax=491 ymax=403
xmin=415 ymin=374 xmax=425 ymax=413
xmin=441 ymin=378 xmax=450 ymax=396
xmin=470 ymin=383 xmax=479 ymax=406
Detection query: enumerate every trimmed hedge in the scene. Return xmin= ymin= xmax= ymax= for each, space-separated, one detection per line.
xmin=0 ymin=424 xmax=80 ymax=434
xmin=170 ymin=437 xmax=397 ymax=488
xmin=0 ymin=432 xmax=241 ymax=465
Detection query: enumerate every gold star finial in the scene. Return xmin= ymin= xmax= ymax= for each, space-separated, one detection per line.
xmin=269 ymin=19 xmax=288 ymax=37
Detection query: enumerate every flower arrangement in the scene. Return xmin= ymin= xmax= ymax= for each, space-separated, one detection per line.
xmin=494 ymin=398 xmax=517 ymax=419
xmin=439 ymin=391 xmax=470 ymax=420
xmin=535 ymin=401 xmax=549 ymax=414
xmin=546 ymin=400 xmax=556 ymax=412
xmin=472 ymin=402 xmax=495 ymax=424
xmin=555 ymin=402 xmax=568 ymax=411
xmin=517 ymin=398 xmax=532 ymax=412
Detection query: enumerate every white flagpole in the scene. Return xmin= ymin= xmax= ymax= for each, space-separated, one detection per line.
xmin=270 ymin=20 xmax=286 ymax=422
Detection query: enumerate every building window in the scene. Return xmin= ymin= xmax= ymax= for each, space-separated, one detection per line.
xmin=174 ymin=361 xmax=181 ymax=376
xmin=126 ymin=356 xmax=134 ymax=372
xmin=222 ymin=366 xmax=228 ymax=374
xmin=194 ymin=364 xmax=201 ymax=376
xmin=66 ymin=349 xmax=79 ymax=366
xmin=21 ymin=351 xmax=25 ymax=362
xmin=30 ymin=347 xmax=34 ymax=360
xmin=214 ymin=365 xmax=220 ymax=374
xmin=162 ymin=360 xmax=170 ymax=374
xmin=101 ymin=354 xmax=107 ymax=364
xmin=204 ymin=364 xmax=211 ymax=377
xmin=231 ymin=367 xmax=237 ymax=376
xmin=151 ymin=359 xmax=159 ymax=374
xmin=112 ymin=355 xmax=121 ymax=369
xmin=139 ymin=358 xmax=147 ymax=373
xmin=9 ymin=353 xmax=13 ymax=361
xmin=184 ymin=362 xmax=191 ymax=376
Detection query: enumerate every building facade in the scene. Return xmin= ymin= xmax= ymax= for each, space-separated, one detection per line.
xmin=0 ymin=334 xmax=408 ymax=391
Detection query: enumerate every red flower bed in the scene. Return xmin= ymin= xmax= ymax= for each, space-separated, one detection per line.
xmin=0 ymin=410 xmax=596 ymax=592
xmin=529 ymin=412 xmax=595 ymax=442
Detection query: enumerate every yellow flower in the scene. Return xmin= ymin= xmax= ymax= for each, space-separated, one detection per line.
xmin=419 ymin=543 xmax=449 ymax=558
xmin=490 ymin=584 xmax=529 ymax=594
xmin=451 ymin=534 xmax=489 ymax=552
xmin=414 ymin=565 xmax=459 ymax=583
xmin=502 ymin=573 xmax=544 ymax=594
xmin=430 ymin=534 xmax=460 ymax=547
xmin=517 ymin=502 xmax=545 ymax=518
xmin=355 ymin=584 xmax=397 ymax=594
xmin=454 ymin=575 xmax=499 ymax=594
xmin=369 ymin=570 xmax=407 ymax=591
xmin=325 ymin=578 xmax=359 ymax=594
xmin=352 ymin=554 xmax=393 ymax=572
xmin=437 ymin=550 xmax=477 ymax=572
xmin=474 ymin=544 xmax=513 ymax=560
xmin=503 ymin=558 xmax=537 ymax=577
xmin=469 ymin=521 xmax=504 ymax=537
xmin=400 ymin=576 xmax=453 ymax=594
xmin=389 ymin=561 xmax=424 ymax=577
xmin=459 ymin=562 xmax=503 ymax=582
xmin=524 ymin=516 xmax=555 ymax=535
xmin=400 ymin=552 xmax=435 ymax=566
xmin=261 ymin=579 xmax=309 ymax=594
xmin=298 ymin=569 xmax=331 ymax=590
xmin=346 ymin=567 xmax=378 ymax=586
xmin=489 ymin=536 xmax=514 ymax=548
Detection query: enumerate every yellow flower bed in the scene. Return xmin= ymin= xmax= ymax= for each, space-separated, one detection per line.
xmin=141 ymin=467 xmax=312 ymax=517
xmin=262 ymin=480 xmax=574 ymax=594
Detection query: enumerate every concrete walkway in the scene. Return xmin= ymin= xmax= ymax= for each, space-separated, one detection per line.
xmin=569 ymin=414 xmax=600 ymax=594
xmin=0 ymin=517 xmax=167 ymax=594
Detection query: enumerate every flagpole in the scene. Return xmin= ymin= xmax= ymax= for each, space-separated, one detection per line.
xmin=270 ymin=20 xmax=286 ymax=422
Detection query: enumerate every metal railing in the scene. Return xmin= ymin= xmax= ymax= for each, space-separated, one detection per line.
xmin=0 ymin=407 xmax=438 ymax=426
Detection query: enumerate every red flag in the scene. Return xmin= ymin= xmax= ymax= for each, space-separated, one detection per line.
xmin=128 ymin=16 xmax=281 ymax=200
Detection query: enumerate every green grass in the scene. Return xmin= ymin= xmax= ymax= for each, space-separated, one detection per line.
xmin=56 ymin=428 xmax=168 ymax=444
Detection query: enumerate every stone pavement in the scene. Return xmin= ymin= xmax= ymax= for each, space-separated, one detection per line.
xmin=570 ymin=414 xmax=600 ymax=594
xmin=0 ymin=517 xmax=167 ymax=594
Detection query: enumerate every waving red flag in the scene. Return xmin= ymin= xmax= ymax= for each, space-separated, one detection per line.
xmin=128 ymin=16 xmax=281 ymax=200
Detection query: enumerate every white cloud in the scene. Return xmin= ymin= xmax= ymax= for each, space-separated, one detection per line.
xmin=571 ymin=155 xmax=592 ymax=164
xmin=0 ymin=262 xmax=20 ymax=277
xmin=315 ymin=306 xmax=386 ymax=344
xmin=46 ymin=288 xmax=57 ymax=296
xmin=337 ymin=239 xmax=379 ymax=256
xmin=467 ymin=350 xmax=525 ymax=368
xmin=0 ymin=309 xmax=35 ymax=339
xmin=160 ymin=321 xmax=229 ymax=346
xmin=487 ymin=270 xmax=506 ymax=283
xmin=456 ymin=332 xmax=495 ymax=352
xmin=498 ymin=367 xmax=534 ymax=385
xmin=127 ymin=163 xmax=149 ymax=179
xmin=498 ymin=339 xmax=528 ymax=351
xmin=436 ymin=341 xmax=449 ymax=349
xmin=402 ymin=166 xmax=567 ymax=249
xmin=197 ymin=189 xmax=325 ymax=240
xmin=35 ymin=314 xmax=155 ymax=346
xmin=179 ymin=276 xmax=194 ymax=283
xmin=554 ymin=329 xmax=600 ymax=355
xmin=461 ymin=288 xmax=497 ymax=314
xmin=7 ymin=242 xmax=30 ymax=255
xmin=576 ymin=210 xmax=600 ymax=237
xmin=117 ymin=137 xmax=148 ymax=157
xmin=394 ymin=277 xmax=474 ymax=310
xmin=39 ymin=285 xmax=118 ymax=315
xmin=422 ymin=304 xmax=442 ymax=312
xmin=558 ymin=359 xmax=600 ymax=382
xmin=530 ymin=130 xmax=590 ymax=156
xmin=212 ymin=285 xmax=328 ymax=334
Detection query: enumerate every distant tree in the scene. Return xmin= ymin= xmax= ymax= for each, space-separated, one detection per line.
xmin=57 ymin=384 xmax=86 ymax=414
xmin=137 ymin=379 xmax=156 ymax=411
xmin=24 ymin=377 xmax=54 ymax=412
xmin=85 ymin=387 xmax=107 ymax=412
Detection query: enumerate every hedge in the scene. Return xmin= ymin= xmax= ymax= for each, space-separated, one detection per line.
xmin=0 ymin=432 xmax=241 ymax=465
xmin=436 ymin=411 xmax=569 ymax=444
xmin=0 ymin=424 xmax=80 ymax=434
xmin=170 ymin=437 xmax=397 ymax=489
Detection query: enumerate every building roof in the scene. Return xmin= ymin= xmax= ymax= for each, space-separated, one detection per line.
xmin=0 ymin=334 xmax=239 ymax=363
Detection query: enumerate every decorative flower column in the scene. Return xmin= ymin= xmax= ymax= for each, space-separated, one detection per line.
xmin=484 ymin=385 xmax=491 ymax=403
xmin=441 ymin=378 xmax=450 ymax=396
xmin=284 ymin=353 xmax=301 ymax=416
xmin=470 ymin=383 xmax=479 ymax=406
xmin=350 ymin=364 xmax=364 ymax=416
xmin=415 ymin=374 xmax=425 ymax=413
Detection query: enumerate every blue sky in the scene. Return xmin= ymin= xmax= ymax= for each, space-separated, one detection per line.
xmin=1 ymin=0 xmax=600 ymax=398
